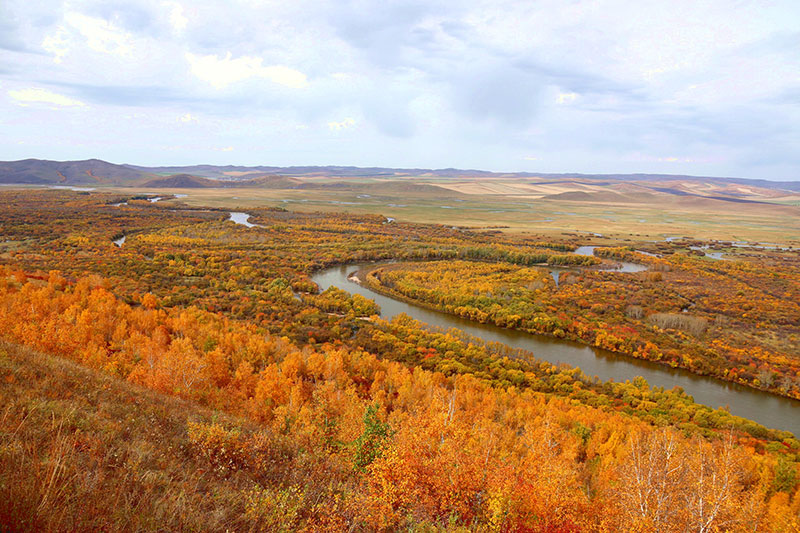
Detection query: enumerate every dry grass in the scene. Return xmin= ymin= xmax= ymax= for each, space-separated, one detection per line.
xmin=0 ymin=341 xmax=276 ymax=532
xmin=648 ymin=312 xmax=709 ymax=337
xmin=88 ymin=181 xmax=800 ymax=244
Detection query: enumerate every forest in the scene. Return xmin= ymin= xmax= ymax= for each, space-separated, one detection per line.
xmin=361 ymin=251 xmax=800 ymax=400
xmin=1 ymin=189 xmax=799 ymax=531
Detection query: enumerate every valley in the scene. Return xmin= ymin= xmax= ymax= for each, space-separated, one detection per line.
xmin=1 ymin=185 xmax=799 ymax=531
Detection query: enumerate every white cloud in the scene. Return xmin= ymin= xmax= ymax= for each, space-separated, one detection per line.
xmin=523 ymin=155 xmax=540 ymax=161
xmin=42 ymin=27 xmax=71 ymax=63
xmin=328 ymin=117 xmax=356 ymax=131
xmin=64 ymin=12 xmax=133 ymax=55
xmin=556 ymin=92 xmax=579 ymax=105
xmin=8 ymin=88 xmax=86 ymax=107
xmin=186 ymin=52 xmax=308 ymax=89
xmin=178 ymin=113 xmax=198 ymax=123
xmin=166 ymin=2 xmax=188 ymax=33
xmin=658 ymin=156 xmax=696 ymax=163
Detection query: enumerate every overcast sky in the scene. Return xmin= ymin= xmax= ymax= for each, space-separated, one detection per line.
xmin=1 ymin=1 xmax=798 ymax=179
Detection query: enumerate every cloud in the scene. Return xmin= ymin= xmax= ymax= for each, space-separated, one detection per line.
xmin=1 ymin=0 xmax=799 ymax=178
xmin=41 ymin=10 xmax=136 ymax=63
xmin=64 ymin=12 xmax=133 ymax=55
xmin=186 ymin=52 xmax=308 ymax=89
xmin=8 ymin=88 xmax=86 ymax=107
xmin=0 ymin=1 xmax=32 ymax=53
xmin=42 ymin=27 xmax=71 ymax=63
xmin=49 ymin=82 xmax=206 ymax=108
xmin=328 ymin=117 xmax=356 ymax=131
xmin=166 ymin=2 xmax=187 ymax=33
xmin=451 ymin=63 xmax=545 ymax=126
xmin=556 ymin=92 xmax=578 ymax=104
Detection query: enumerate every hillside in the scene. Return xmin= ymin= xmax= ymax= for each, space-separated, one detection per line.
xmin=0 ymin=341 xmax=278 ymax=531
xmin=2 ymin=158 xmax=799 ymax=194
xmin=142 ymin=174 xmax=302 ymax=189
xmin=0 ymin=159 xmax=147 ymax=185
xmin=140 ymin=173 xmax=222 ymax=188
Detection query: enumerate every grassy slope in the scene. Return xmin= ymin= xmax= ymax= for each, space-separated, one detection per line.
xmin=0 ymin=340 xmax=264 ymax=532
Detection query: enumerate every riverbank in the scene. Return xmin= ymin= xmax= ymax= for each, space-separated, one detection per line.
xmin=357 ymin=260 xmax=800 ymax=402
xmin=312 ymin=262 xmax=800 ymax=436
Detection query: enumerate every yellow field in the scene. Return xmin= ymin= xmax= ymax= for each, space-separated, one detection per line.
xmin=88 ymin=177 xmax=800 ymax=246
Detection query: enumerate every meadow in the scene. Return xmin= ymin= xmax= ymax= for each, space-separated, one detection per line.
xmin=101 ymin=176 xmax=800 ymax=244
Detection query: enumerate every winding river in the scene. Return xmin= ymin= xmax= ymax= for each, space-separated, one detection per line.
xmin=223 ymin=212 xmax=798 ymax=435
xmin=312 ymin=262 xmax=800 ymax=436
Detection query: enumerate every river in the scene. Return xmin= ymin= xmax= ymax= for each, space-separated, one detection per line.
xmin=223 ymin=211 xmax=800 ymax=436
xmin=312 ymin=262 xmax=799 ymax=436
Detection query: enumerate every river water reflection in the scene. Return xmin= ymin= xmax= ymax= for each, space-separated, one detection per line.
xmin=228 ymin=212 xmax=261 ymax=228
xmin=312 ymin=263 xmax=799 ymax=436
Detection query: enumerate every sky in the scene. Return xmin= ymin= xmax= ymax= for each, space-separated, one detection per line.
xmin=1 ymin=0 xmax=798 ymax=180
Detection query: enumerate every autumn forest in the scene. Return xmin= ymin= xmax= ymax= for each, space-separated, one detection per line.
xmin=1 ymin=189 xmax=799 ymax=532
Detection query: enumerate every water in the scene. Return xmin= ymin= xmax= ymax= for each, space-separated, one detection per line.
xmin=228 ymin=212 xmax=262 ymax=228
xmin=48 ymin=185 xmax=96 ymax=191
xmin=574 ymin=245 xmax=648 ymax=273
xmin=614 ymin=261 xmax=648 ymax=273
xmin=731 ymin=241 xmax=792 ymax=251
xmin=548 ymin=267 xmax=573 ymax=287
xmin=635 ymin=250 xmax=661 ymax=258
xmin=113 ymin=235 xmax=126 ymax=247
xmin=690 ymin=246 xmax=727 ymax=261
xmin=311 ymin=263 xmax=800 ymax=436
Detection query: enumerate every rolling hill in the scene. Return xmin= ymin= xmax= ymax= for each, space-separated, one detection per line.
xmin=1 ymin=159 xmax=798 ymax=201
xmin=141 ymin=174 xmax=301 ymax=189
xmin=0 ymin=158 xmax=146 ymax=185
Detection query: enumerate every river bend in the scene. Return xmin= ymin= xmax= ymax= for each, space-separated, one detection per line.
xmin=312 ymin=263 xmax=799 ymax=436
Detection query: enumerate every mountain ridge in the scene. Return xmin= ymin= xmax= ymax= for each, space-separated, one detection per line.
xmin=1 ymin=157 xmax=798 ymax=192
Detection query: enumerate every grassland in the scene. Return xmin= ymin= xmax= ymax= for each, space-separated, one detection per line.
xmin=94 ymin=178 xmax=800 ymax=246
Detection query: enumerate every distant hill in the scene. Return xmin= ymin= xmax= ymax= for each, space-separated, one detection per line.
xmin=295 ymin=180 xmax=456 ymax=195
xmin=0 ymin=158 xmax=146 ymax=185
xmin=142 ymin=173 xmax=301 ymax=189
xmin=542 ymin=191 xmax=637 ymax=202
xmin=141 ymin=174 xmax=220 ymax=188
xmin=225 ymin=175 xmax=302 ymax=188
xmin=0 ymin=158 xmax=798 ymax=193
xmin=526 ymin=173 xmax=800 ymax=192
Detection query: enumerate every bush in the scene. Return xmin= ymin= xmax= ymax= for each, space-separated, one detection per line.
xmin=647 ymin=313 xmax=708 ymax=336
